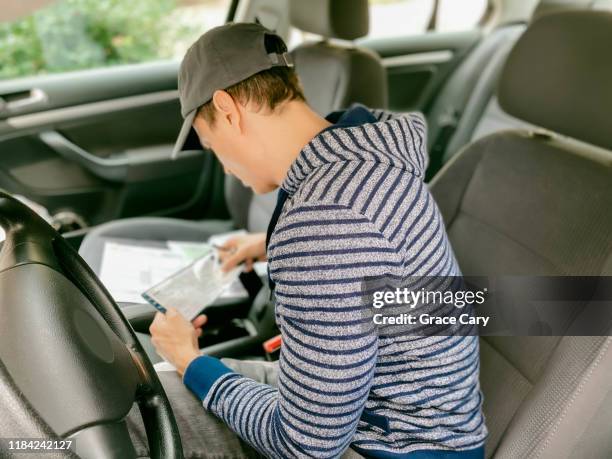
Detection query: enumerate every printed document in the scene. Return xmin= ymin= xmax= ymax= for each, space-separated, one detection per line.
xmin=99 ymin=230 xmax=267 ymax=305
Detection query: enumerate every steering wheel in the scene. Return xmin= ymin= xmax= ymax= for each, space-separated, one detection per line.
xmin=0 ymin=191 xmax=183 ymax=458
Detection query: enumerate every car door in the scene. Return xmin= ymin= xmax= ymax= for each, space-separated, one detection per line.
xmin=358 ymin=0 xmax=491 ymax=115
xmin=0 ymin=0 xmax=235 ymax=229
xmin=362 ymin=30 xmax=481 ymax=114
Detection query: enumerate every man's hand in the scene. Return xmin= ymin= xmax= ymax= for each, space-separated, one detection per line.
xmin=149 ymin=308 xmax=207 ymax=376
xmin=218 ymin=232 xmax=266 ymax=272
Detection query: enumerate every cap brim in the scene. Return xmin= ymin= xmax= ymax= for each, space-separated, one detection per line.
xmin=171 ymin=110 xmax=199 ymax=159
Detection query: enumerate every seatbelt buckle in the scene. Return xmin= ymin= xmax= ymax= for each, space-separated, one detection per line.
xmin=263 ymin=334 xmax=282 ymax=361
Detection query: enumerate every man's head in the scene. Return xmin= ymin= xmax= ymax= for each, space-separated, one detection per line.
xmin=173 ymin=23 xmax=307 ymax=193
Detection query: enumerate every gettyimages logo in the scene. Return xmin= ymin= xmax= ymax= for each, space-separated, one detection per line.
xmin=372 ymin=286 xmax=487 ymax=308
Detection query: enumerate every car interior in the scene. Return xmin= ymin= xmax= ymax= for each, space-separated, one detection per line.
xmin=0 ymin=0 xmax=611 ymax=458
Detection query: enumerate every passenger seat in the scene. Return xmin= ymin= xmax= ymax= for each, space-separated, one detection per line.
xmin=429 ymin=10 xmax=612 ymax=457
xmin=79 ymin=0 xmax=387 ymax=275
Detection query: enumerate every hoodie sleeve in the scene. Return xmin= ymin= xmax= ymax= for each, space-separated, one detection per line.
xmin=184 ymin=204 xmax=396 ymax=458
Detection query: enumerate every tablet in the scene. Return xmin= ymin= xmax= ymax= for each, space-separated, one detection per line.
xmin=142 ymin=251 xmax=243 ymax=321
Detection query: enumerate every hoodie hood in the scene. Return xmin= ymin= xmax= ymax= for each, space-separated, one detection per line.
xmin=281 ymin=107 xmax=428 ymax=196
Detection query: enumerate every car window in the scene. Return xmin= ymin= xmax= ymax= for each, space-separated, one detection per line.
xmin=288 ymin=0 xmax=488 ymax=47
xmin=368 ymin=0 xmax=489 ymax=39
xmin=0 ymin=0 xmax=231 ymax=80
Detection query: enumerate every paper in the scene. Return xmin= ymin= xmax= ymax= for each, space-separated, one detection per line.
xmin=100 ymin=241 xmax=192 ymax=303
xmin=208 ymin=229 xmax=247 ymax=248
xmin=167 ymin=241 xmax=212 ymax=260
xmin=143 ymin=251 xmax=243 ymax=321
xmin=206 ymin=230 xmax=250 ymax=298
xmin=99 ymin=231 xmax=257 ymax=305
xmin=209 ymin=230 xmax=268 ymax=280
xmin=254 ymin=261 xmax=268 ymax=277
xmin=154 ymin=360 xmax=177 ymax=372
xmin=0 ymin=227 xmax=5 ymax=243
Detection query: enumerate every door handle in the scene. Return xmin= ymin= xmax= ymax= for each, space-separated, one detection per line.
xmin=39 ymin=130 xmax=129 ymax=182
xmin=38 ymin=131 xmax=202 ymax=183
xmin=0 ymin=88 xmax=48 ymax=116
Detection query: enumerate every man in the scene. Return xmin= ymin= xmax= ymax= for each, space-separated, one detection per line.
xmin=137 ymin=22 xmax=487 ymax=458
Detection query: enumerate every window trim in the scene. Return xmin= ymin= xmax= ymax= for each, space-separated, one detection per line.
xmin=226 ymin=0 xmax=240 ymax=22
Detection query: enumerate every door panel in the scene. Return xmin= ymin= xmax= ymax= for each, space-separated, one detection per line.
xmin=360 ymin=30 xmax=481 ymax=114
xmin=0 ymin=61 xmax=228 ymax=228
xmin=0 ymin=62 xmax=180 ymax=120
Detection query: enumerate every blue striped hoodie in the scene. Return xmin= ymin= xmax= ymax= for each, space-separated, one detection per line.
xmin=184 ymin=106 xmax=487 ymax=458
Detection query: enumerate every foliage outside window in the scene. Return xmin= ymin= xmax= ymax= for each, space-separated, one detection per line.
xmin=0 ymin=0 xmax=229 ymax=80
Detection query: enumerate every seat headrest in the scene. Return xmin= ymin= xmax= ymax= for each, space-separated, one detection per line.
xmin=289 ymin=0 xmax=369 ymax=40
xmin=533 ymin=0 xmax=612 ymax=21
xmin=498 ymin=11 xmax=612 ymax=150
xmin=533 ymin=0 xmax=586 ymax=20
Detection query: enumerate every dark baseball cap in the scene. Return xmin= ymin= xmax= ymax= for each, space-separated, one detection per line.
xmin=172 ymin=22 xmax=294 ymax=159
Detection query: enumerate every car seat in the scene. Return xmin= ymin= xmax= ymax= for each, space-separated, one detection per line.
xmin=429 ymin=10 xmax=612 ymax=457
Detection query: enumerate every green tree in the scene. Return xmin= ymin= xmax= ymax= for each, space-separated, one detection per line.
xmin=0 ymin=0 xmax=198 ymax=80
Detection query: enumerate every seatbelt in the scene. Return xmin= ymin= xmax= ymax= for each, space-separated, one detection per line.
xmin=426 ymin=107 xmax=461 ymax=181
xmin=265 ymin=187 xmax=289 ymax=293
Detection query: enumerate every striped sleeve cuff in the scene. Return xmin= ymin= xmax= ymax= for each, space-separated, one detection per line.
xmin=182 ymin=355 xmax=234 ymax=400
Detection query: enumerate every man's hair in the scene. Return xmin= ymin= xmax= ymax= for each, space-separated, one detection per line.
xmin=197 ymin=35 xmax=305 ymax=124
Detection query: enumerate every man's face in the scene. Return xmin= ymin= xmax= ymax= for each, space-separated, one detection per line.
xmin=192 ymin=93 xmax=274 ymax=194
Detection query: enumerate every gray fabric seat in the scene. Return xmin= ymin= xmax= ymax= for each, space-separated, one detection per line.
xmin=288 ymin=0 xmax=387 ymax=115
xmin=470 ymin=0 xmax=612 ymax=146
xmin=429 ymin=10 xmax=612 ymax=458
xmin=428 ymin=0 xmax=612 ymax=172
xmin=426 ymin=22 xmax=526 ymax=171
xmin=79 ymin=0 xmax=387 ymax=274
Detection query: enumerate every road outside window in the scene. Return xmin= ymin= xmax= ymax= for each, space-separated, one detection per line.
xmin=0 ymin=0 xmax=230 ymax=80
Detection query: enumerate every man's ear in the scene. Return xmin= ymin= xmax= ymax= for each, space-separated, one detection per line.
xmin=212 ymin=90 xmax=240 ymax=129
